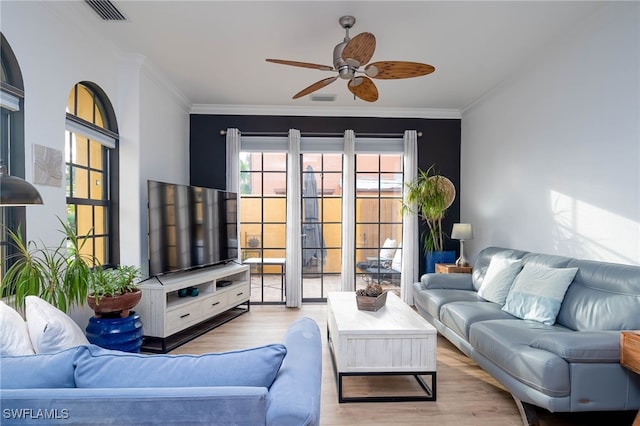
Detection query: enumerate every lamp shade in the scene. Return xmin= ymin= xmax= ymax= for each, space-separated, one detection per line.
xmin=0 ymin=165 xmax=43 ymax=206
xmin=451 ymin=223 xmax=473 ymax=240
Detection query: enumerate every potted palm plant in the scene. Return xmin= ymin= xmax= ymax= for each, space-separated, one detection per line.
xmin=86 ymin=265 xmax=141 ymax=318
xmin=403 ymin=165 xmax=456 ymax=273
xmin=0 ymin=218 xmax=93 ymax=313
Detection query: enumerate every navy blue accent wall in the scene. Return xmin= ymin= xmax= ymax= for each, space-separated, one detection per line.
xmin=189 ymin=114 xmax=461 ymax=273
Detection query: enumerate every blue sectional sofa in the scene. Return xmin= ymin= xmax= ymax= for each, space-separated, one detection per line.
xmin=0 ymin=317 xmax=322 ymax=425
xmin=413 ymin=247 xmax=640 ymax=420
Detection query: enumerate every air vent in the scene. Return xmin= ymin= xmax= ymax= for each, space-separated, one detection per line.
xmin=85 ymin=0 xmax=126 ymax=21
xmin=310 ymin=94 xmax=336 ymax=102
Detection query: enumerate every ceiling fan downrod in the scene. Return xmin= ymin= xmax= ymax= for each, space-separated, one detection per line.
xmin=334 ymin=15 xmax=358 ymax=80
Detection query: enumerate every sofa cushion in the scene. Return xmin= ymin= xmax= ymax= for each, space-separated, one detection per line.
xmin=0 ymin=301 xmax=35 ymax=356
xmin=74 ymin=343 xmax=287 ymax=389
xmin=25 ymin=296 xmax=89 ymax=354
xmin=413 ymin=288 xmax=485 ymax=320
xmin=469 ymin=320 xmax=571 ymax=397
xmin=529 ymin=331 xmax=621 ymax=363
xmin=471 ymin=247 xmax=529 ymax=291
xmin=477 ymin=257 xmax=523 ymax=305
xmin=379 ymin=238 xmax=398 ymax=260
xmin=502 ymin=264 xmax=578 ymax=325
xmin=557 ymin=259 xmax=640 ymax=331
xmin=440 ymin=301 xmax=517 ymax=340
xmin=420 ymin=273 xmax=474 ymax=290
xmin=267 ymin=317 xmax=322 ymax=426
xmin=0 ymin=346 xmax=80 ymax=388
xmin=391 ymin=245 xmax=402 ymax=272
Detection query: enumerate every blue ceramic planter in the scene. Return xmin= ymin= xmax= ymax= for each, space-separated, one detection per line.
xmin=425 ymin=251 xmax=456 ymax=274
xmin=86 ymin=312 xmax=143 ymax=353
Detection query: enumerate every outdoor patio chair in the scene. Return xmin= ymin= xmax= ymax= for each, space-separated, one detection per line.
xmin=356 ymin=240 xmax=402 ymax=286
xmin=358 ymin=261 xmax=401 ymax=285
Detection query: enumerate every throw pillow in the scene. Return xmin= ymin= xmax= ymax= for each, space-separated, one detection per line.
xmin=25 ymin=296 xmax=90 ymax=354
xmin=379 ymin=238 xmax=397 ymax=260
xmin=477 ymin=258 xmax=523 ymax=305
xmin=74 ymin=343 xmax=287 ymax=389
xmin=0 ymin=346 xmax=80 ymax=388
xmin=0 ymin=301 xmax=35 ymax=356
xmin=391 ymin=245 xmax=402 ymax=272
xmin=502 ymin=264 xmax=578 ymax=325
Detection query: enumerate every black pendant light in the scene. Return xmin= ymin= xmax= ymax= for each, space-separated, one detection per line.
xmin=0 ymin=163 xmax=43 ymax=206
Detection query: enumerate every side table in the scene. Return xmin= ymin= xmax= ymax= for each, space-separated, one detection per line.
xmin=243 ymin=257 xmax=286 ymax=302
xmin=620 ymin=331 xmax=640 ymax=426
xmin=435 ymin=263 xmax=472 ymax=274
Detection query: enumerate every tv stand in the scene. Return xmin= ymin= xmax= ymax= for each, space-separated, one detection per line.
xmin=137 ymin=263 xmax=250 ymax=353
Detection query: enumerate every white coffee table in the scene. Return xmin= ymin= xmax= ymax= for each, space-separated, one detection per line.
xmin=327 ymin=291 xmax=437 ymax=403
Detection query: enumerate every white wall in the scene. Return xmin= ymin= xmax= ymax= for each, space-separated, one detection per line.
xmin=120 ymin=61 xmax=190 ymax=272
xmin=461 ymin=3 xmax=640 ymax=266
xmin=2 ymin=2 xmax=119 ymax=244
xmin=1 ymin=3 xmax=189 ymax=270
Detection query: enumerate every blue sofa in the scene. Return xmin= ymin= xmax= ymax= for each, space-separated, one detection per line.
xmin=413 ymin=247 xmax=640 ymax=420
xmin=0 ymin=317 xmax=322 ymax=425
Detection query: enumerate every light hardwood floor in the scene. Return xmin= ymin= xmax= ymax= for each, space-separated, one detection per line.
xmin=170 ymin=303 xmax=636 ymax=426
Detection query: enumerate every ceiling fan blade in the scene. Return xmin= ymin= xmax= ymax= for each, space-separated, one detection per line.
xmin=266 ymin=59 xmax=334 ymax=71
xmin=293 ymin=76 xmax=339 ymax=99
xmin=364 ymin=61 xmax=435 ymax=79
xmin=342 ymin=32 xmax=376 ymax=66
xmin=347 ymin=76 xmax=378 ymax=102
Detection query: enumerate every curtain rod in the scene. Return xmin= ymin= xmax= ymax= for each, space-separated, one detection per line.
xmin=218 ymin=130 xmax=422 ymax=138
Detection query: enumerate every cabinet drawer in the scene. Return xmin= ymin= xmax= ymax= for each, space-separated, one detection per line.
xmin=200 ymin=293 xmax=228 ymax=317
xmin=166 ymin=303 xmax=201 ymax=335
xmin=227 ymin=283 xmax=250 ymax=306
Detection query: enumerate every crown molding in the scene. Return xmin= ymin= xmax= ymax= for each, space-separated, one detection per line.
xmin=137 ymin=58 xmax=191 ymax=111
xmin=190 ymin=104 xmax=461 ymax=119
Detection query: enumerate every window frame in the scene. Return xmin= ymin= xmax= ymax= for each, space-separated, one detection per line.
xmin=65 ymin=82 xmax=120 ymax=267
xmin=0 ymin=32 xmax=27 ymax=286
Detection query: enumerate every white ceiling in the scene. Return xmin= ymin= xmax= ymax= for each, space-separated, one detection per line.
xmin=50 ymin=1 xmax=605 ymax=114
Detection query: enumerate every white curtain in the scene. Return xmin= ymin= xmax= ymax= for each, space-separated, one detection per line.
xmin=226 ymin=128 xmax=241 ymax=262
xmin=340 ymin=130 xmax=356 ymax=291
xmin=225 ymin=128 xmax=241 ymax=192
xmin=401 ymin=130 xmax=419 ymax=305
xmin=285 ymin=129 xmax=302 ymax=307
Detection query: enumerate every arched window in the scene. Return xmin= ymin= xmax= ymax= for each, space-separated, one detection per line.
xmin=65 ymin=82 xmax=119 ymax=267
xmin=0 ymin=32 xmax=26 ymax=283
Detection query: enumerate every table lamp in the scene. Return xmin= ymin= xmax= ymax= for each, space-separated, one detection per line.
xmin=451 ymin=223 xmax=473 ymax=267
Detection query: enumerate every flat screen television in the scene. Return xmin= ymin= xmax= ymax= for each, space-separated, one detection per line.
xmin=147 ymin=180 xmax=238 ymax=276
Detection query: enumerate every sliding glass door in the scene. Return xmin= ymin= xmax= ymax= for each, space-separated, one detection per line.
xmin=237 ymin=136 xmax=405 ymax=303
xmin=239 ymin=151 xmax=287 ymax=304
xmin=301 ymin=153 xmax=342 ymax=301
xmin=355 ymin=154 xmax=404 ymax=291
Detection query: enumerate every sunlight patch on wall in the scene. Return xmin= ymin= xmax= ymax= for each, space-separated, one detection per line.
xmin=549 ymin=190 xmax=639 ymax=265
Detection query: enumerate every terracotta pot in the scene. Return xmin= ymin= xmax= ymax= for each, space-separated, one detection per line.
xmin=87 ymin=290 xmax=142 ymax=318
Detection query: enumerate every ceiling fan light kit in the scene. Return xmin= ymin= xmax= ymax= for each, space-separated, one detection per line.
xmin=266 ymin=15 xmax=435 ymax=102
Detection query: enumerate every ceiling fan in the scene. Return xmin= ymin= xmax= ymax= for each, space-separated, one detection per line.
xmin=266 ymin=15 xmax=435 ymax=102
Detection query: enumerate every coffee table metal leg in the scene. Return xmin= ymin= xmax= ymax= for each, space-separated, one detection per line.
xmin=337 ymin=371 xmax=436 ymax=403
xmin=414 ymin=373 xmax=436 ymax=399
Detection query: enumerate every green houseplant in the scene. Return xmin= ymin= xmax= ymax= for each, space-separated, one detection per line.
xmin=85 ymin=265 xmax=143 ymax=352
xmin=0 ymin=218 xmax=94 ymax=313
xmin=86 ymin=265 xmax=141 ymax=318
xmin=403 ymin=165 xmax=456 ymax=272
